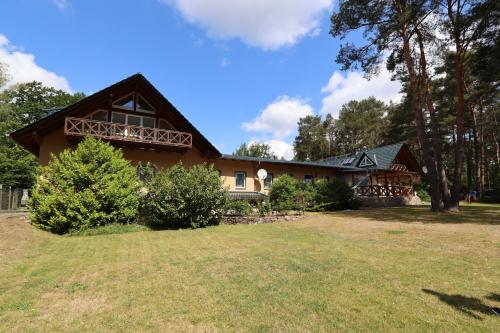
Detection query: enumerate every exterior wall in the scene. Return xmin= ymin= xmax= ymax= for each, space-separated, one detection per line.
xmin=214 ymin=160 xmax=337 ymax=194
xmin=38 ymin=128 xmax=338 ymax=194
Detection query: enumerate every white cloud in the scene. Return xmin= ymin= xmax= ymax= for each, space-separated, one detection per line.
xmin=265 ymin=139 xmax=294 ymax=160
xmin=162 ymin=0 xmax=334 ymax=50
xmin=320 ymin=68 xmax=402 ymax=117
xmin=0 ymin=34 xmax=72 ymax=92
xmin=52 ymin=0 xmax=69 ymax=11
xmin=243 ymin=95 xmax=313 ymax=139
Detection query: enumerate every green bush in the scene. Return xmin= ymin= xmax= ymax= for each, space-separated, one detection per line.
xmin=225 ymin=199 xmax=253 ymax=216
xmin=140 ymin=163 xmax=228 ymax=229
xmin=269 ymin=174 xmax=300 ymax=211
xmin=414 ymin=182 xmax=431 ymax=202
xmin=313 ymin=178 xmax=360 ymax=210
xmin=29 ymin=136 xmax=140 ymax=234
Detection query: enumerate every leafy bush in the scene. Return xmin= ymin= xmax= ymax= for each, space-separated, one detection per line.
xmin=140 ymin=163 xmax=228 ymax=229
xmin=269 ymin=174 xmax=300 ymax=211
xmin=29 ymin=137 xmax=140 ymax=234
xmin=414 ymin=182 xmax=431 ymax=202
xmin=269 ymin=175 xmax=359 ymax=212
xmin=225 ymin=199 xmax=253 ymax=216
xmin=313 ymin=178 xmax=360 ymax=210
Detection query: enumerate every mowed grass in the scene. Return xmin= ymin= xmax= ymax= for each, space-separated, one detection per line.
xmin=0 ymin=204 xmax=499 ymax=332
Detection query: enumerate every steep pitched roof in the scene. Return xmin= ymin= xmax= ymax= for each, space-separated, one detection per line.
xmin=10 ymin=74 xmax=221 ymax=158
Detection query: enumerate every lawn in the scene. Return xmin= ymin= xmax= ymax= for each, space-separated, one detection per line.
xmin=0 ymin=204 xmax=499 ymax=332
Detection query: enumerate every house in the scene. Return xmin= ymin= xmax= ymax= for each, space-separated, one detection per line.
xmin=10 ymin=74 xmax=420 ymax=199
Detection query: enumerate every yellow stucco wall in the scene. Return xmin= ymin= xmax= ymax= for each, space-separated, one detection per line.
xmin=37 ymin=127 xmax=339 ymax=194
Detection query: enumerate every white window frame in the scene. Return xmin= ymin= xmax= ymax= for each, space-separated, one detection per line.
xmin=111 ymin=112 xmax=156 ymax=128
xmin=264 ymin=173 xmax=273 ymax=189
xmin=235 ymin=171 xmax=246 ymax=189
xmin=304 ymin=175 xmax=314 ymax=184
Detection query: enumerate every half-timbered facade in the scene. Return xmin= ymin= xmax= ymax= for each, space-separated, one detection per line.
xmin=10 ymin=74 xmax=421 ymax=199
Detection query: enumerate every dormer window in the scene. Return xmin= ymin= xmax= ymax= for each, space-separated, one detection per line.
xmin=113 ymin=93 xmax=155 ymax=114
xmin=358 ymin=155 xmax=375 ymax=167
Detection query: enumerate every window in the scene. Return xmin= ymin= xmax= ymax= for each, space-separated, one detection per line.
xmin=113 ymin=94 xmax=134 ymax=110
xmin=342 ymin=157 xmax=355 ymax=165
xmin=112 ymin=93 xmax=155 ymax=114
xmin=159 ymin=119 xmax=175 ymax=130
xmin=136 ymin=94 xmax=155 ymax=113
xmin=235 ymin=171 xmax=246 ymax=189
xmin=304 ymin=175 xmax=314 ymax=184
xmin=89 ymin=110 xmax=108 ymax=121
xmin=111 ymin=112 xmax=155 ymax=128
xmin=264 ymin=173 xmax=273 ymax=189
xmin=142 ymin=116 xmax=155 ymax=128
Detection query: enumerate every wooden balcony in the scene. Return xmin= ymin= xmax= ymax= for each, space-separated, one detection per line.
xmin=64 ymin=117 xmax=192 ymax=149
xmin=355 ymin=185 xmax=414 ymax=197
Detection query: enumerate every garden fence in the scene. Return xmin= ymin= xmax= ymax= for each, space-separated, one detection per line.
xmin=0 ymin=185 xmax=29 ymax=211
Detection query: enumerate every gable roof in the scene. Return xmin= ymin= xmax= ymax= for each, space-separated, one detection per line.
xmin=10 ymin=74 xmax=221 ymax=158
xmin=320 ymin=142 xmax=419 ymax=172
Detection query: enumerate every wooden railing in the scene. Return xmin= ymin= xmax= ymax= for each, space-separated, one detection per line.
xmin=355 ymin=185 xmax=414 ymax=197
xmin=64 ymin=117 xmax=192 ymax=148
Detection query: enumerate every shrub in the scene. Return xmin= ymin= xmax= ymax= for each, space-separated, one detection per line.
xmin=269 ymin=175 xmax=300 ymax=211
xmin=414 ymin=182 xmax=431 ymax=202
xmin=29 ymin=136 xmax=140 ymax=234
xmin=225 ymin=199 xmax=253 ymax=216
xmin=140 ymin=163 xmax=228 ymax=229
xmin=310 ymin=178 xmax=360 ymax=211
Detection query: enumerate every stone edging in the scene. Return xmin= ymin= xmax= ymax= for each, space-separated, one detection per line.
xmin=223 ymin=215 xmax=305 ymax=225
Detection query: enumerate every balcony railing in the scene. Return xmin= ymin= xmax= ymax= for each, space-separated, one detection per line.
xmin=355 ymin=185 xmax=414 ymax=197
xmin=64 ymin=117 xmax=192 ymax=148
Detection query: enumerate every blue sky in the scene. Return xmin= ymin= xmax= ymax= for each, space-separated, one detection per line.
xmin=0 ymin=0 xmax=401 ymax=159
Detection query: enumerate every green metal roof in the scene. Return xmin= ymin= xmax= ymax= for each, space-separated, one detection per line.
xmin=222 ymin=142 xmax=407 ymax=171
xmin=320 ymin=142 xmax=405 ymax=171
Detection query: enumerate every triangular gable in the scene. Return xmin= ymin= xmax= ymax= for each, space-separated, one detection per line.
xmin=356 ymin=153 xmax=376 ymax=168
xmin=10 ymin=74 xmax=221 ymax=158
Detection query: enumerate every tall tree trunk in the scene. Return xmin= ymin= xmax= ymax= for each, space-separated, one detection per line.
xmin=396 ymin=0 xmax=441 ymax=211
xmin=478 ymin=99 xmax=485 ymax=197
xmin=448 ymin=0 xmax=466 ymax=211
xmin=415 ymin=26 xmax=451 ymax=209
xmin=469 ymin=103 xmax=479 ymax=192
xmin=492 ymin=108 xmax=500 ymax=166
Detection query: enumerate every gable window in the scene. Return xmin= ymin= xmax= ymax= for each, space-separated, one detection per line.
xmin=112 ymin=93 xmax=155 ymax=114
xmin=264 ymin=173 xmax=273 ymax=189
xmin=111 ymin=112 xmax=155 ymax=128
xmin=358 ymin=155 xmax=375 ymax=167
xmin=304 ymin=175 xmax=314 ymax=184
xmin=113 ymin=93 xmax=134 ymax=110
xmin=136 ymin=94 xmax=155 ymax=113
xmin=235 ymin=171 xmax=246 ymax=189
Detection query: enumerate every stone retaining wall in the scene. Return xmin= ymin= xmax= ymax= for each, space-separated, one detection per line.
xmin=359 ymin=195 xmax=422 ymax=208
xmin=223 ymin=214 xmax=304 ymax=225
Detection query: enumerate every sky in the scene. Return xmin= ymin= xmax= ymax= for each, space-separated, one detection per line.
xmin=0 ymin=0 xmax=402 ymax=159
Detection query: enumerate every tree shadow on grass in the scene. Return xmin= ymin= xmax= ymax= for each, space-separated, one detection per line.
xmin=422 ymin=289 xmax=497 ymax=320
xmin=485 ymin=293 xmax=500 ymax=302
xmin=329 ymin=205 xmax=500 ymax=225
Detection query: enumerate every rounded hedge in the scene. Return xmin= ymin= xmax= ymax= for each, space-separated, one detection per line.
xmin=29 ymin=137 xmax=140 ymax=234
xmin=140 ymin=163 xmax=228 ymax=229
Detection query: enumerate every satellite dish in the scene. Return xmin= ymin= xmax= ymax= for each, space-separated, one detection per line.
xmin=422 ymin=166 xmax=428 ymax=174
xmin=257 ymin=169 xmax=268 ymax=180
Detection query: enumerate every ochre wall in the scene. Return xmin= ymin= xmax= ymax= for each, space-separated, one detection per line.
xmin=37 ymin=128 xmax=338 ymax=194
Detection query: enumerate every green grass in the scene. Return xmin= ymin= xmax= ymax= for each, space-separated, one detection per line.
xmin=0 ymin=204 xmax=499 ymax=332
xmin=67 ymin=223 xmax=150 ymax=236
